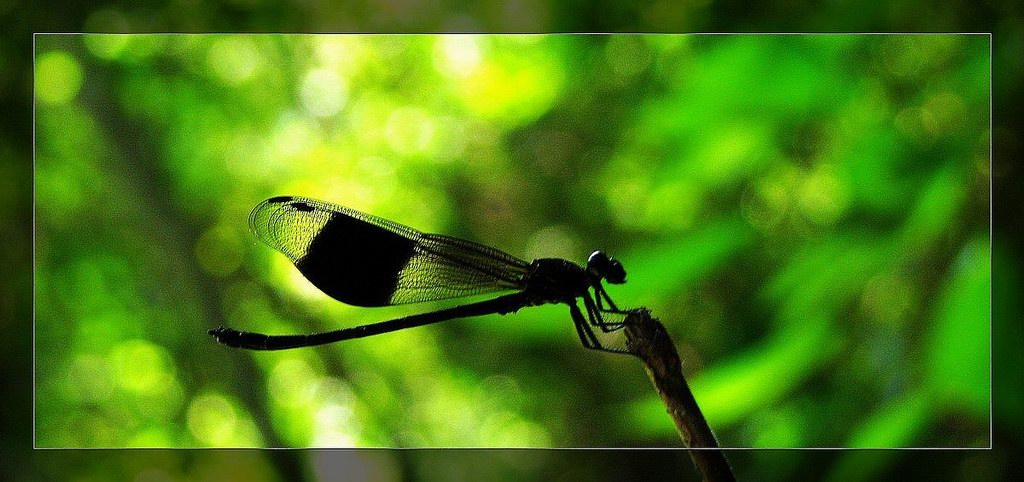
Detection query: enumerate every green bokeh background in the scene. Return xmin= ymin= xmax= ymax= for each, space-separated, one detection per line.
xmin=34 ymin=34 xmax=990 ymax=451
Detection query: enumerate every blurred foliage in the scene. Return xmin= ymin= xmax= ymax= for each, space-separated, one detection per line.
xmin=33 ymin=34 xmax=990 ymax=455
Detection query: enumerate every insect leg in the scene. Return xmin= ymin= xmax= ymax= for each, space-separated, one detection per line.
xmin=583 ymin=291 xmax=625 ymax=333
xmin=568 ymin=302 xmax=600 ymax=349
xmin=593 ymin=284 xmax=627 ymax=314
xmin=572 ymin=301 xmax=629 ymax=354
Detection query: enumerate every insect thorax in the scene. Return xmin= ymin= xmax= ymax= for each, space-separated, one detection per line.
xmin=524 ymin=258 xmax=590 ymax=303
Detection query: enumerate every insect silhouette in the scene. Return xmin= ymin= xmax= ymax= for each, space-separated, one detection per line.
xmin=209 ymin=196 xmax=631 ymax=353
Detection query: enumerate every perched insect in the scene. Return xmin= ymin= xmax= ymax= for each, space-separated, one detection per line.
xmin=209 ymin=196 xmax=630 ymax=353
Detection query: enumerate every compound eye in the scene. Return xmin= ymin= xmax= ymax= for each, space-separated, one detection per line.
xmin=606 ymin=259 xmax=627 ymax=284
xmin=588 ymin=250 xmax=610 ymax=268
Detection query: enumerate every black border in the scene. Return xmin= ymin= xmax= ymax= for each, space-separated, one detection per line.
xmin=4 ymin=2 xmax=1022 ymax=480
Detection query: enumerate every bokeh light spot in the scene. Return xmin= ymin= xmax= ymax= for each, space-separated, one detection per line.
xmin=798 ymin=166 xmax=848 ymax=225
xmin=187 ymin=394 xmax=238 ymax=446
xmin=434 ymin=35 xmax=482 ymax=77
xmin=920 ymin=91 xmax=965 ymax=137
xmin=110 ymin=339 xmax=175 ymax=394
xmin=741 ymin=177 xmax=790 ymax=231
xmin=207 ymin=36 xmax=265 ymax=85
xmin=36 ymin=50 xmax=83 ymax=105
xmin=606 ymin=176 xmax=651 ymax=230
xmin=697 ymin=126 xmax=760 ymax=184
xmin=300 ymin=68 xmax=348 ymax=118
xmin=459 ymin=53 xmax=563 ymax=127
xmin=84 ymin=34 xmax=131 ymax=60
xmin=524 ymin=224 xmax=579 ymax=261
xmin=269 ymin=357 xmax=319 ymax=407
xmin=385 ymin=107 xmax=437 ymax=155
xmin=315 ymin=37 xmax=367 ymax=76
xmin=311 ymin=403 xmax=357 ymax=447
xmin=272 ymin=112 xmax=317 ymax=161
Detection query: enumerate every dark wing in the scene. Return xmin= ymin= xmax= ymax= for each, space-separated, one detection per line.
xmin=249 ymin=196 xmax=531 ymax=307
